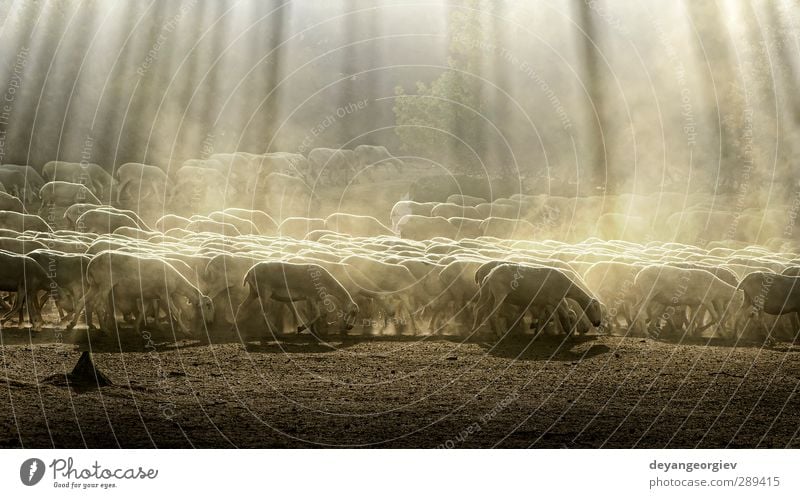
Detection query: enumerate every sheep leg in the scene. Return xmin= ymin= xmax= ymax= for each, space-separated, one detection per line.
xmin=556 ymin=301 xmax=576 ymax=336
xmin=472 ymin=287 xmax=498 ymax=331
xmin=135 ymin=298 xmax=147 ymax=335
xmin=1 ymin=288 xmax=25 ymax=326
xmin=29 ymin=288 xmax=46 ymax=330
xmin=234 ymin=293 xmax=259 ymax=331
xmin=630 ymin=294 xmax=650 ymax=336
xmin=115 ymin=179 xmax=130 ymax=204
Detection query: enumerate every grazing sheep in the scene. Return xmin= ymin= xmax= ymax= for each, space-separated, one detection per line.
xmin=737 ymin=272 xmax=800 ymax=339
xmin=431 ymin=203 xmax=482 ymax=220
xmin=632 ymin=265 xmax=743 ymax=338
xmin=397 ymin=215 xmax=458 ymax=241
xmin=114 ymin=162 xmax=169 ymax=203
xmin=340 ymin=254 xmax=421 ymax=333
xmin=0 ymin=191 xmax=26 ymax=213
xmin=63 ymin=203 xmax=99 ymax=229
xmin=324 ymin=213 xmax=393 ymax=238
xmin=43 ymin=161 xmax=114 ymax=200
xmin=0 ymin=237 xmax=48 ymax=254
xmin=447 ymin=217 xmax=483 ymax=239
xmin=236 ymin=261 xmax=359 ymax=336
xmin=446 ymin=194 xmax=487 ymax=207
xmin=40 ymin=181 xmax=101 ymax=206
xmin=0 ymin=211 xmax=51 ymax=232
xmin=583 ymin=261 xmax=642 ymax=329
xmin=475 ymin=203 xmax=521 ymax=220
xmin=155 ymin=214 xmax=191 ymax=232
xmin=0 ymin=164 xmax=45 ymax=192
xmin=0 ymin=251 xmax=57 ymax=329
xmin=201 ymin=253 xmax=259 ymax=327
xmin=390 ymin=200 xmax=437 ymax=230
xmin=71 ymin=251 xmax=214 ymax=335
xmin=170 ymin=165 xmax=229 ymax=212
xmin=474 ymin=260 xmax=598 ymax=334
xmin=27 ymin=249 xmax=90 ymax=323
xmin=256 ymin=172 xmax=319 ymax=217
xmin=185 ymin=218 xmax=242 ymax=237
xmin=0 ymin=169 xmax=38 ymax=202
xmin=112 ymin=226 xmax=157 ymax=239
xmin=308 ymin=148 xmax=357 ymax=185
xmin=76 ymin=209 xmax=140 ymax=235
xmin=222 ymin=208 xmax=278 ymax=235
xmin=355 ymin=145 xmax=402 ymax=170
xmin=479 ymin=217 xmax=536 ymax=240
xmin=259 ymin=152 xmax=309 ymax=178
xmin=472 ymin=263 xmax=603 ymax=336
xmin=208 ymin=212 xmax=260 ymax=235
xmin=278 ymin=217 xmax=325 ymax=239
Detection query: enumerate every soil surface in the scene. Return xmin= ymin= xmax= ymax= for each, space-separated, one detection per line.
xmin=2 ymin=326 xmax=799 ymax=449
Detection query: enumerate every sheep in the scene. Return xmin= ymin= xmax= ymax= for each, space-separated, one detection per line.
xmin=431 ymin=203 xmax=482 ymax=220
xmin=112 ymin=226 xmax=157 ymax=239
xmin=308 ymin=148 xmax=357 ymax=185
xmin=0 ymin=191 xmax=26 ymax=213
xmin=93 ymin=206 xmax=152 ymax=231
xmin=70 ymin=251 xmax=214 ymax=335
xmin=324 ymin=213 xmax=394 ymax=238
xmin=27 ymin=249 xmax=90 ymax=323
xmin=170 ymin=165 xmax=229 ymax=212
xmin=0 ymin=169 xmax=38 ymax=202
xmin=76 ymin=209 xmax=141 ymax=235
xmin=389 ymin=201 xmax=437 ymax=231
xmin=479 ymin=217 xmax=536 ymax=240
xmin=430 ymin=259 xmax=487 ymax=332
xmin=447 ymin=217 xmax=483 ymax=239
xmin=446 ymin=194 xmax=487 ymax=207
xmin=222 ymin=208 xmax=278 ymax=235
xmin=236 ymin=261 xmax=359 ymax=336
xmin=278 ymin=217 xmax=325 ymax=239
xmin=339 ymin=254 xmax=422 ymax=333
xmin=256 ymin=172 xmax=319 ymax=217
xmin=582 ymin=261 xmax=642 ymax=329
xmin=397 ymin=215 xmax=458 ymax=241
xmin=473 ymin=260 xmax=598 ymax=335
xmin=208 ymin=211 xmax=260 ymax=235
xmin=0 ymin=211 xmax=51 ymax=232
xmin=63 ymin=203 xmax=99 ymax=229
xmin=43 ymin=161 xmax=114 ymax=200
xmin=632 ymin=265 xmax=743 ymax=339
xmin=0 ymin=251 xmax=57 ymax=330
xmin=0 ymin=237 xmax=48 ymax=254
xmin=155 ymin=214 xmax=191 ymax=232
xmin=472 ymin=263 xmax=603 ymax=337
xmin=185 ymin=218 xmax=241 ymax=237
xmin=475 ymin=203 xmax=521 ymax=220
xmin=354 ymin=145 xmax=402 ymax=170
xmin=114 ymin=162 xmax=169 ymax=203
xmin=208 ymin=153 xmax=256 ymax=193
xmin=737 ymin=271 xmax=800 ymax=340
xmin=259 ymin=152 xmax=309 ymax=178
xmin=39 ymin=181 xmax=101 ymax=206
xmin=201 ymin=253 xmax=259 ymax=328
xmin=0 ymin=164 xmax=45 ymax=192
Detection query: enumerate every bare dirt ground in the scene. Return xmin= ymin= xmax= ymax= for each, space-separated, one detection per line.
xmin=1 ymin=326 xmax=799 ymax=448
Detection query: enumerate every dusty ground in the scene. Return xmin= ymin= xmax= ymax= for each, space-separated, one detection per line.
xmin=1 ymin=326 xmax=798 ymax=448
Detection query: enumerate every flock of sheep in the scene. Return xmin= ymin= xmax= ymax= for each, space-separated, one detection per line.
xmin=0 ymin=149 xmax=799 ymax=345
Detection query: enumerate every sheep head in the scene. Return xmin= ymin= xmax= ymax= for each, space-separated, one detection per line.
xmin=586 ymin=298 xmax=603 ymax=327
